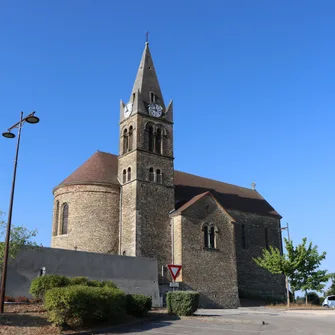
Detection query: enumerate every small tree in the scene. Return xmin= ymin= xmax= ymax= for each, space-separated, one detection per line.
xmin=0 ymin=210 xmax=38 ymax=269
xmin=254 ymin=237 xmax=331 ymax=306
xmin=326 ymin=280 xmax=335 ymax=296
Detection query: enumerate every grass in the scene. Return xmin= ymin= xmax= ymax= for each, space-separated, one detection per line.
xmin=266 ymin=302 xmax=326 ymax=310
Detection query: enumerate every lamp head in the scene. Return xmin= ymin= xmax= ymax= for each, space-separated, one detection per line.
xmin=2 ymin=131 xmax=15 ymax=139
xmin=25 ymin=115 xmax=40 ymax=124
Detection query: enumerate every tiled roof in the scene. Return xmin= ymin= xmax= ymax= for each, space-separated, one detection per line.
xmin=57 ymin=151 xmax=118 ymax=187
xmin=56 ymin=152 xmax=281 ymax=218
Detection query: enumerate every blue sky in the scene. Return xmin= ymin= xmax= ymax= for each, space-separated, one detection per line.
xmin=1 ymin=1 xmax=334 ymax=287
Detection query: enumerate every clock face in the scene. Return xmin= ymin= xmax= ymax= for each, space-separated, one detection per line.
xmin=124 ymin=103 xmax=133 ymax=118
xmin=148 ymin=103 xmax=163 ymax=118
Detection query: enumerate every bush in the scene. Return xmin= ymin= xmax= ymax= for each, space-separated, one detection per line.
xmin=126 ymin=294 xmax=152 ymax=317
xmin=69 ymin=276 xmax=89 ymax=286
xmin=44 ymin=285 xmax=126 ymax=328
xmin=101 ymin=280 xmax=118 ymax=289
xmin=30 ymin=275 xmax=71 ymax=299
xmin=166 ymin=291 xmax=199 ymax=316
xmin=4 ymin=296 xmax=15 ymax=302
xmin=15 ymin=296 xmax=30 ymax=303
xmin=306 ymin=292 xmax=320 ymax=305
xmin=320 ymin=297 xmax=325 ymax=305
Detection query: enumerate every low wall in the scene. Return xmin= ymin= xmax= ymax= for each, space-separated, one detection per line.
xmin=6 ymin=246 xmax=160 ymax=307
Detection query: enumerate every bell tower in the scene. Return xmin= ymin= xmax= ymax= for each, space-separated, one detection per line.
xmin=118 ymin=42 xmax=174 ymax=279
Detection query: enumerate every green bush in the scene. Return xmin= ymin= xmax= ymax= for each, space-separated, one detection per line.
xmin=30 ymin=275 xmax=71 ymax=299
xmin=126 ymin=294 xmax=152 ymax=317
xmin=166 ymin=291 xmax=199 ymax=316
xmin=44 ymin=285 xmax=126 ymax=328
xmin=306 ymin=292 xmax=321 ymax=305
xmin=101 ymin=280 xmax=118 ymax=289
xmin=320 ymin=297 xmax=325 ymax=305
xmin=69 ymin=276 xmax=89 ymax=286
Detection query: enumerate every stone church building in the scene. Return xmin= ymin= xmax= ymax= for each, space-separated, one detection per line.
xmin=51 ymin=42 xmax=285 ymax=308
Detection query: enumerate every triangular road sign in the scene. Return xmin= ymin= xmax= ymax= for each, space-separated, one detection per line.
xmin=167 ymin=264 xmax=182 ymax=281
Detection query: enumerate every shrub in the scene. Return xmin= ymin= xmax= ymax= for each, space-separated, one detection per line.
xmin=4 ymin=296 xmax=15 ymax=302
xmin=30 ymin=275 xmax=70 ymax=299
xmin=87 ymin=280 xmax=102 ymax=287
xmin=126 ymin=294 xmax=152 ymax=317
xmin=44 ymin=285 xmax=126 ymax=328
xmin=320 ymin=297 xmax=325 ymax=305
xmin=69 ymin=276 xmax=89 ymax=286
xmin=306 ymin=292 xmax=320 ymax=305
xmin=101 ymin=280 xmax=118 ymax=289
xmin=15 ymin=296 xmax=30 ymax=303
xmin=166 ymin=291 xmax=199 ymax=316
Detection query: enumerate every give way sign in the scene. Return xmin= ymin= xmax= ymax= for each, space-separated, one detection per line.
xmin=167 ymin=264 xmax=182 ymax=281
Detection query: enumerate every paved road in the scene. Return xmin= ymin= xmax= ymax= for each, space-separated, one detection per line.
xmin=105 ymin=308 xmax=335 ymax=335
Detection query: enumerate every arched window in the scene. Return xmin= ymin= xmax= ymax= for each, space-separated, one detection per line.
xmin=123 ymin=169 xmax=126 ymax=183
xmin=128 ymin=126 xmax=133 ymax=151
xmin=209 ymin=226 xmax=215 ymax=248
xmin=127 ymin=167 xmax=131 ymax=181
xmin=156 ymin=169 xmax=162 ymax=183
xmin=149 ymin=167 xmax=154 ymax=181
xmin=148 ymin=126 xmax=154 ymax=152
xmin=123 ymin=129 xmax=128 ymax=154
xmin=203 ymin=225 xmax=209 ymax=248
xmin=53 ymin=201 xmax=59 ymax=236
xmin=156 ymin=128 xmax=162 ymax=154
xmin=61 ymin=203 xmax=68 ymax=235
xmin=149 ymin=92 xmax=156 ymax=103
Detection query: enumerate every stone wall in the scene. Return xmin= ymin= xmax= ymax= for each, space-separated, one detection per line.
xmin=172 ymin=194 xmax=239 ymax=308
xmin=52 ymin=183 xmax=119 ymax=254
xmin=6 ymin=246 xmax=160 ymax=307
xmin=229 ymin=209 xmax=285 ymax=300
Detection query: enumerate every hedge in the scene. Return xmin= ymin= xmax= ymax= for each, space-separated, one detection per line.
xmin=30 ymin=275 xmax=117 ymax=299
xmin=126 ymin=294 xmax=152 ymax=316
xmin=44 ymin=285 xmax=126 ymax=327
xmin=166 ymin=291 xmax=199 ymax=316
xmin=30 ymin=274 xmax=70 ymax=299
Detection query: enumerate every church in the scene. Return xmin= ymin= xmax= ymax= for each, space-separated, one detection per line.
xmin=51 ymin=42 xmax=285 ymax=308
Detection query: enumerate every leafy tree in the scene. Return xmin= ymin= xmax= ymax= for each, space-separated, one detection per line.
xmin=326 ymin=280 xmax=335 ymax=296
xmin=254 ymin=237 xmax=332 ymax=305
xmin=0 ymin=210 xmax=38 ymax=269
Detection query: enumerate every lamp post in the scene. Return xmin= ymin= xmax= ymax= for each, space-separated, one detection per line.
xmin=281 ymin=223 xmax=290 ymax=309
xmin=0 ymin=111 xmax=40 ymax=314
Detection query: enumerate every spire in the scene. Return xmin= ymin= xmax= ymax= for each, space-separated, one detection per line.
xmin=131 ymin=43 xmax=165 ymax=108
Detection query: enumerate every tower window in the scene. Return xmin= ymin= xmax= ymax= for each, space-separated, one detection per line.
xmin=132 ymin=92 xmax=135 ymax=102
xmin=123 ymin=169 xmax=126 ymax=183
xmin=241 ymin=224 xmax=246 ymax=249
xmin=128 ymin=126 xmax=133 ymax=151
xmin=53 ymin=201 xmax=59 ymax=236
xmin=209 ymin=226 xmax=215 ymax=248
xmin=61 ymin=203 xmax=68 ymax=235
xmin=203 ymin=225 xmax=208 ymax=248
xmin=149 ymin=167 xmax=154 ymax=181
xmin=156 ymin=128 xmax=162 ymax=154
xmin=149 ymin=92 xmax=156 ymax=103
xmin=123 ymin=129 xmax=128 ymax=154
xmin=127 ymin=167 xmax=131 ymax=181
xmin=148 ymin=126 xmax=154 ymax=152
xmin=156 ymin=169 xmax=162 ymax=183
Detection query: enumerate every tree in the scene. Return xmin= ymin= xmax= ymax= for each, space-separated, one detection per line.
xmin=326 ymin=280 xmax=335 ymax=296
xmin=0 ymin=210 xmax=38 ymax=269
xmin=254 ymin=237 xmax=332 ymax=306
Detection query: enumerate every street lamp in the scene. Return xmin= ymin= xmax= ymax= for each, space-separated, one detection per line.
xmin=0 ymin=111 xmax=40 ymax=314
xmin=281 ymin=223 xmax=290 ymax=309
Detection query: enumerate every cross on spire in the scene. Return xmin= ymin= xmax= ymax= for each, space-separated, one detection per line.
xmin=145 ymin=31 xmax=149 ymax=44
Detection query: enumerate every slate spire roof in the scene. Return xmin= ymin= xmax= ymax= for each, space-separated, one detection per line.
xmin=55 ymin=151 xmax=281 ymax=218
xmin=131 ymin=42 xmax=165 ymax=108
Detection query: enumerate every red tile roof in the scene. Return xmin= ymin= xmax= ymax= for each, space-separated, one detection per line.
xmin=56 ymin=151 xmax=281 ymax=218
